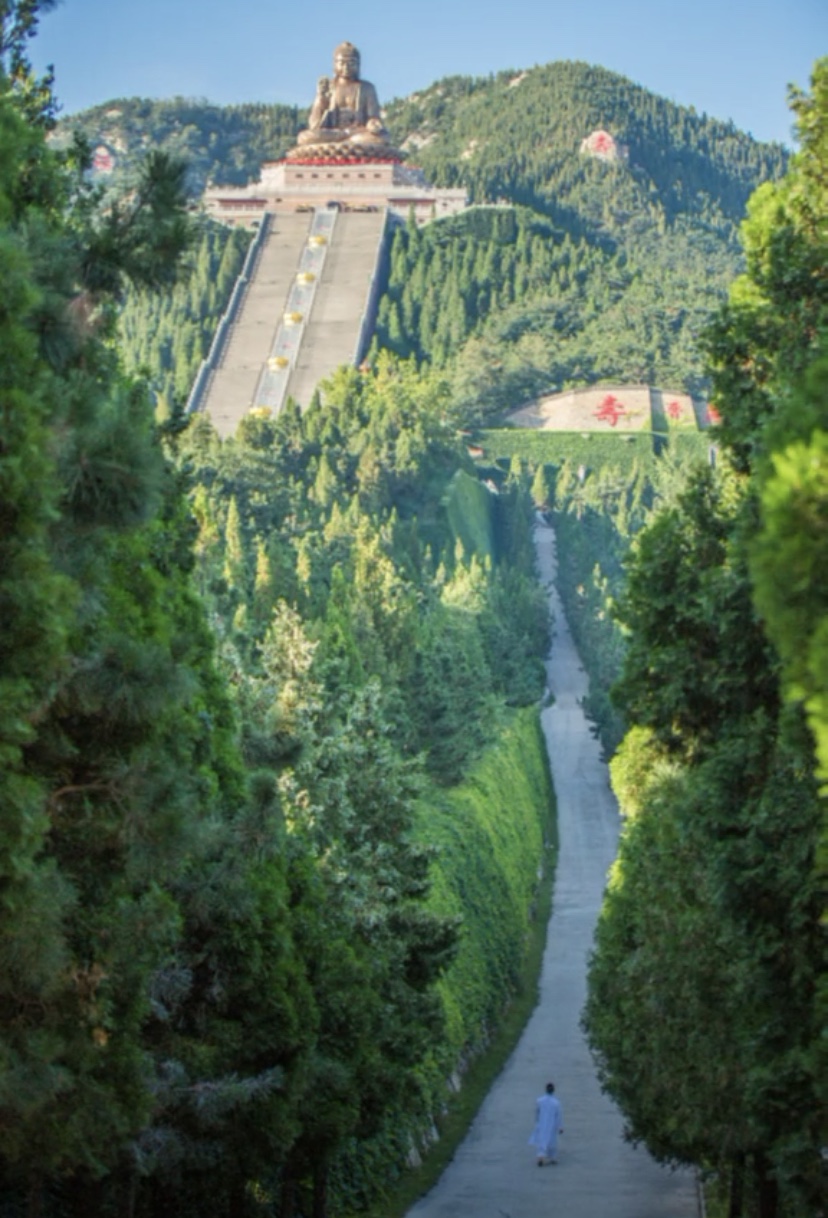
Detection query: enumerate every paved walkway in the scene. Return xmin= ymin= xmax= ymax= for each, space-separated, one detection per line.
xmin=406 ymin=521 xmax=699 ymax=1218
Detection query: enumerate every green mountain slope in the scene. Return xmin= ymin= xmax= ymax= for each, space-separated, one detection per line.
xmin=53 ymin=96 xmax=303 ymax=193
xmin=59 ymin=61 xmax=788 ymax=418
xmin=56 ymin=59 xmax=786 ymax=222
xmin=385 ymin=61 xmax=786 ymax=229
xmin=374 ymin=63 xmax=788 ymax=414
xmin=374 ymin=201 xmax=732 ymax=415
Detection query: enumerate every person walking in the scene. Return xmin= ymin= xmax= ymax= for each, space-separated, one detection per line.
xmin=529 ymin=1082 xmax=563 ymax=1166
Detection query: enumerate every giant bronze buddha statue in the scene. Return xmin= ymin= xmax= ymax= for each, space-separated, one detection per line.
xmin=287 ymin=42 xmax=401 ymax=160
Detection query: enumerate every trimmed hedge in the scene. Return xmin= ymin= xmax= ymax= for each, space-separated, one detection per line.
xmin=480 ymin=428 xmax=661 ymax=479
xmin=442 ymin=467 xmax=496 ymax=561
xmin=332 ymin=708 xmax=556 ymax=1217
xmin=416 ymin=705 xmax=556 ymax=1102
xmin=478 ymin=427 xmax=712 ymax=480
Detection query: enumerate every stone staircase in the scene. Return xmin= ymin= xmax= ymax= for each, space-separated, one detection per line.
xmin=285 ymin=210 xmax=388 ymax=408
xmin=200 ymin=209 xmax=388 ymax=438
xmin=199 ymin=212 xmax=311 ymax=438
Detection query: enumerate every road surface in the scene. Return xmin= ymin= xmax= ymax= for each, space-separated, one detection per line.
xmin=406 ymin=520 xmax=699 ymax=1218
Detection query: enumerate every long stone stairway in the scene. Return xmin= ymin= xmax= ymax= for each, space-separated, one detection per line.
xmin=285 ymin=210 xmax=387 ymax=408
xmin=199 ymin=209 xmax=388 ymax=438
xmin=200 ymin=213 xmax=311 ymax=437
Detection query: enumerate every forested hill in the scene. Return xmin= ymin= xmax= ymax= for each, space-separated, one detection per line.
xmin=6 ymin=12 xmax=825 ymax=1213
xmin=373 ymin=67 xmax=787 ymax=414
xmin=71 ymin=63 xmax=789 ymax=416
xmin=384 ymin=61 xmax=787 ymax=229
xmin=53 ymin=97 xmax=304 ymax=194
xmin=57 ymin=59 xmax=786 ymax=223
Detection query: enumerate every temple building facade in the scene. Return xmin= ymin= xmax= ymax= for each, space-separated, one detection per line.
xmin=203 ymin=158 xmax=468 ymax=228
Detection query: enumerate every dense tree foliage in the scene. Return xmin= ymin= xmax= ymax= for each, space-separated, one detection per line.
xmin=11 ymin=18 xmax=823 ymax=1217
xmin=3 ymin=11 xmax=539 ymax=1215
xmin=55 ymin=96 xmax=303 ymax=194
xmin=584 ymin=63 xmax=828 ymax=1218
xmin=375 ymin=194 xmax=741 ymax=419
xmin=178 ymin=359 xmax=548 ymax=786
xmin=158 ymin=360 xmax=552 ymax=1214
xmin=119 ymin=220 xmax=250 ymax=413
xmin=0 ymin=6 xmax=251 ymax=1210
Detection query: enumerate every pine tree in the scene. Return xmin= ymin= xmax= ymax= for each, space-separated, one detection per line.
xmin=223 ymin=494 xmax=247 ymax=594
xmin=0 ymin=88 xmax=80 ymax=1210
xmin=530 ymin=462 xmax=551 ymax=509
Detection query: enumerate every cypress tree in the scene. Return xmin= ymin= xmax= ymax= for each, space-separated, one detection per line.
xmin=223 ymin=494 xmax=247 ymax=594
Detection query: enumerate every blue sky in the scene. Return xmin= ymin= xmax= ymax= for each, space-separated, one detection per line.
xmin=30 ymin=0 xmax=826 ymax=146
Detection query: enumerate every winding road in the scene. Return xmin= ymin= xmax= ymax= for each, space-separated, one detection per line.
xmin=406 ymin=521 xmax=699 ymax=1218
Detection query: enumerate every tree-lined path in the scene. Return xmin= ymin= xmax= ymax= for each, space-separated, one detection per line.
xmin=406 ymin=521 xmax=699 ymax=1218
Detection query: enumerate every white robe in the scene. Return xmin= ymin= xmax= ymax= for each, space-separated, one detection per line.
xmin=529 ymin=1092 xmax=563 ymax=1159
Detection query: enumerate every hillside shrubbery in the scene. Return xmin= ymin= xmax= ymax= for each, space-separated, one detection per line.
xmin=120 ymin=219 xmax=250 ymax=411
xmin=584 ymin=63 xmax=828 ymax=1218
xmin=375 ymin=201 xmax=738 ymax=419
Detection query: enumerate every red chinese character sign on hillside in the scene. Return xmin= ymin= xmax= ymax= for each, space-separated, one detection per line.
xmin=579 ymin=130 xmax=628 ymax=162
xmin=594 ymin=393 xmax=627 ymax=427
xmin=91 ymin=145 xmax=115 ymax=174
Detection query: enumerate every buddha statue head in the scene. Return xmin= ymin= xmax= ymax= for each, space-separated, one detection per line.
xmin=333 ymin=42 xmax=360 ymax=81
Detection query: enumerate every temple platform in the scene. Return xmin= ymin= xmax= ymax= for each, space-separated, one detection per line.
xmin=203 ymin=158 xmax=467 ymax=228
